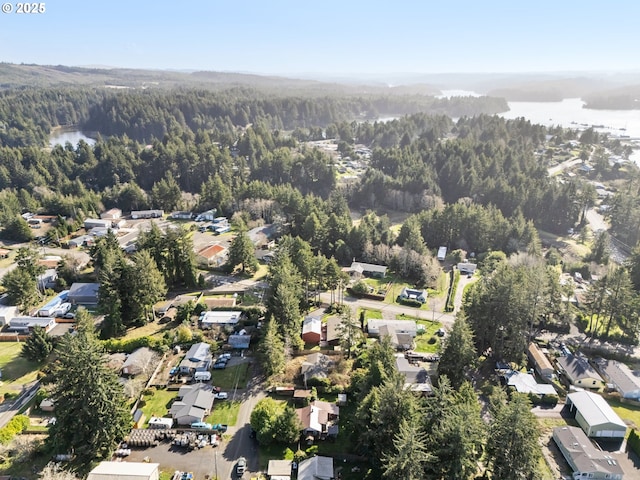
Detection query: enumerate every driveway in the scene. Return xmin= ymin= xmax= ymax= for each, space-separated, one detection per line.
xmin=128 ymin=361 xmax=266 ymax=479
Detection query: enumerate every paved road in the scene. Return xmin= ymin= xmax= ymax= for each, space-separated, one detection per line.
xmin=0 ymin=381 xmax=40 ymax=428
xmin=547 ymin=157 xmax=581 ymax=176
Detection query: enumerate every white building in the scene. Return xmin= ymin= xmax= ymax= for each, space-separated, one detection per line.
xmin=566 ymin=391 xmax=627 ymax=438
xmin=199 ymin=310 xmax=243 ymax=328
xmin=87 ymin=462 xmax=159 ymax=480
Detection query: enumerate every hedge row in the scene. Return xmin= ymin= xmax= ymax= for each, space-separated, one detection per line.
xmin=628 ymin=429 xmax=640 ymax=457
xmin=102 ymin=335 xmax=168 ymax=354
xmin=445 ymin=270 xmax=460 ymax=312
xmin=397 ymin=297 xmax=423 ymax=308
xmin=0 ymin=414 xmax=30 ymax=444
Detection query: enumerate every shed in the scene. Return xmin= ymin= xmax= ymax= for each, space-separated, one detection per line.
xmin=557 ymin=355 xmax=604 ymax=389
xmin=527 ymin=342 xmax=554 ymax=380
xmin=87 ymin=462 xmax=159 ymax=480
xmin=39 ymin=398 xmax=55 ymax=412
xmin=68 ymin=282 xmax=100 ymax=305
xmin=553 ymin=426 xmax=624 ymax=479
xmin=267 ymin=459 xmax=292 ymax=480
xmin=566 ymin=391 xmax=627 ymax=438
xmin=302 ymin=316 xmax=322 ymax=344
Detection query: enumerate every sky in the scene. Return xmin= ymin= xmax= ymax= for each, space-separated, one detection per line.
xmin=1 ymin=0 xmax=639 ymax=77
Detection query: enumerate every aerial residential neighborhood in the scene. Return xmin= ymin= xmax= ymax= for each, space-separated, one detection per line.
xmin=2 ymin=3 xmax=640 ymax=480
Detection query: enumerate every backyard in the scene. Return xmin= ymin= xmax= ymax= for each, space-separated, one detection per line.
xmin=211 ymin=362 xmax=250 ymax=389
xmin=0 ymin=342 xmax=40 ymax=397
xmin=408 ymin=316 xmax=444 ymax=354
xmin=139 ymin=387 xmax=177 ymax=425
xmin=205 ymin=400 xmax=241 ymax=425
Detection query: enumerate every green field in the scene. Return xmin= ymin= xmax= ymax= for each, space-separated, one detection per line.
xmin=0 ymin=342 xmax=40 ymax=397
xmin=608 ymin=397 xmax=640 ymax=430
xmin=139 ymin=387 xmax=177 ymax=425
xmin=205 ymin=400 xmax=241 ymax=425
xmin=211 ymin=362 xmax=250 ymax=389
xmin=409 ymin=318 xmax=444 ymax=354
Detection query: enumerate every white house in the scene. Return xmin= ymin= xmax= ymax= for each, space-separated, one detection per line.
xmin=398 ymin=287 xmax=428 ymax=304
xmin=199 ymin=311 xmax=243 ymax=329
xmin=84 ymin=218 xmax=112 ymax=230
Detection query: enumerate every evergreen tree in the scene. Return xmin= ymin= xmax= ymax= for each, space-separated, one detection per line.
xmin=486 ymin=394 xmax=542 ymax=480
xmin=337 ymin=309 xmax=364 ymax=358
xmin=272 ymin=406 xmax=302 ymax=444
xmin=2 ymin=268 xmax=40 ymax=313
xmin=46 ymin=312 xmax=131 ymax=471
xmin=226 ymin=230 xmax=258 ymax=274
xmin=438 ymin=315 xmax=477 ymax=389
xmin=21 ymin=325 xmax=53 ymax=362
xmin=258 ymin=318 xmax=286 ymax=377
xmin=382 ymin=418 xmax=433 ymax=480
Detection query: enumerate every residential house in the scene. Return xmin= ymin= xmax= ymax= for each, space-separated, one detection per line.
xmin=504 ymin=370 xmax=557 ymax=397
xmin=228 ymin=332 xmax=251 ymax=349
xmin=398 ymin=287 xmax=428 ymax=304
xmin=121 ymin=347 xmax=156 ymax=377
xmin=101 ymin=208 xmax=122 ymax=221
xmin=199 ymin=310 xmax=243 ymax=329
xmin=170 ymin=383 xmax=215 ymax=425
xmin=84 ymin=218 xmax=112 ymax=230
xmin=367 ymin=319 xmax=417 ymax=350
xmin=87 ymin=462 xmax=159 ymax=480
xmin=131 ymin=210 xmax=164 ymax=219
xmin=170 ymin=211 xmax=193 ymax=220
xmin=527 ymin=342 xmax=555 ymax=380
xmin=553 ymin=426 xmax=624 ymax=479
xmin=297 ymin=456 xmax=334 ymax=480
xmin=37 ymin=269 xmax=58 ymax=291
xmin=38 ymin=255 xmax=62 ymax=270
xmin=296 ymin=401 xmax=339 ymax=441
xmin=68 ymin=235 xmax=93 ymax=248
xmin=8 ymin=317 xmax=56 ymax=333
xmin=301 ymin=316 xmax=322 ymax=344
xmin=566 ymin=391 xmax=627 ymax=438
xmin=0 ymin=295 xmax=18 ymax=327
xmin=196 ymin=244 xmax=227 ymax=268
xmin=594 ymin=358 xmax=640 ymax=401
xmin=325 ymin=316 xmax=343 ymax=346
xmin=195 ymin=209 xmax=217 ymax=222
xmin=301 ymin=353 xmax=333 ymax=388
xmin=457 ymin=262 xmax=477 ymax=274
xmin=267 ymin=460 xmax=292 ymax=480
xmin=557 ymin=355 xmax=605 ymax=389
xmin=178 ymin=342 xmax=211 ymax=374
xmin=68 ymin=282 xmax=100 ymax=305
xmin=396 ymin=356 xmax=433 ymax=394
xmin=349 ymin=261 xmax=387 ymax=278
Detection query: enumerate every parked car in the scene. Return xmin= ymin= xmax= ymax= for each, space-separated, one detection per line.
xmin=190 ymin=421 xmax=212 ymax=430
xmin=236 ymin=457 xmax=247 ymax=474
xmin=213 ymin=362 xmax=226 ymax=370
xmin=214 ymin=392 xmax=228 ymax=400
xmin=218 ymin=353 xmax=231 ymax=361
xmin=62 ymin=312 xmax=76 ymax=319
xmin=212 ymin=423 xmax=228 ymax=433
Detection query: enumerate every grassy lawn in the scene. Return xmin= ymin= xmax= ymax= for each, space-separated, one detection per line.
xmin=0 ymin=342 xmax=41 ymax=397
xmin=581 ymin=314 xmax=626 ymax=340
xmin=205 ymin=400 xmax=241 ymax=425
xmin=258 ymin=443 xmax=296 ymax=470
xmin=607 ymin=397 xmax=640 ymax=430
xmin=139 ymin=387 xmax=178 ymax=425
xmin=358 ymin=308 xmax=382 ymax=320
xmin=211 ymin=362 xmax=250 ymax=389
xmin=252 ymin=263 xmax=269 ymax=280
xmin=408 ymin=317 xmax=443 ymax=354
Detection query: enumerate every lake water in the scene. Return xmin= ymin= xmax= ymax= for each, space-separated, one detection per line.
xmin=49 ymin=129 xmax=96 ymax=147
xmin=437 ymin=90 xmax=640 ymax=163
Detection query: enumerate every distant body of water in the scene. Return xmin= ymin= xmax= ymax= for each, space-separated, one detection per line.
xmin=49 ymin=128 xmax=96 ymax=147
xmin=429 ymin=91 xmax=640 ymax=164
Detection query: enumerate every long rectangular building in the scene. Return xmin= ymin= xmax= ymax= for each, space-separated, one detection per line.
xmin=553 ymin=426 xmax=624 ymax=479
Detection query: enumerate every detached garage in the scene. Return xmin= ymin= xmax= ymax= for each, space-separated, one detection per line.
xmin=566 ymin=391 xmax=627 ymax=438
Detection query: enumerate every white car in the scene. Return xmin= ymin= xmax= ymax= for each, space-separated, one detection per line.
xmin=214 ymin=392 xmax=228 ymax=400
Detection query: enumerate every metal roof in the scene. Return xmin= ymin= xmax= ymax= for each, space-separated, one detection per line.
xmin=553 ymin=426 xmax=624 ymax=477
xmin=567 ymin=391 xmax=626 ymax=429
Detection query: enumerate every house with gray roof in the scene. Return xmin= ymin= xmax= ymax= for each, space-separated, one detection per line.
xmin=567 ymin=391 xmax=627 ymax=438
xmin=350 ymin=261 xmax=387 ymax=278
xmin=301 ymin=353 xmax=333 ymax=388
xmin=504 ymin=370 xmax=557 ymax=397
xmin=594 ymin=358 xmax=640 ymax=401
xmin=68 ymin=282 xmax=100 ymax=305
xmin=368 ymin=319 xmax=417 ymax=350
xmin=396 ymin=356 xmax=432 ymax=394
xmin=178 ymin=342 xmax=211 ymax=374
xmin=170 ymin=383 xmax=215 ymax=425
xmin=553 ymin=426 xmax=624 ymax=479
xmin=557 ymin=354 xmax=605 ymax=389
xmin=297 ymin=456 xmax=334 ymax=480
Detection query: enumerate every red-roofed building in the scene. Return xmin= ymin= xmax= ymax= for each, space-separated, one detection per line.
xmin=196 ymin=244 xmax=227 ymax=267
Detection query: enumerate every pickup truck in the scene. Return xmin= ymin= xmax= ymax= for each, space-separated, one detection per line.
xmin=212 ymin=423 xmax=228 ymax=433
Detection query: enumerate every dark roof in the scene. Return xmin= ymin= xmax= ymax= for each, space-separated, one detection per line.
xmin=554 ymin=426 xmax=624 ymax=476
xmin=557 ymin=355 xmax=604 ymax=383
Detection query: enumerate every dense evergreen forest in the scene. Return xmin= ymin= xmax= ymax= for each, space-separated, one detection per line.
xmin=0 ymin=85 xmax=588 ymax=246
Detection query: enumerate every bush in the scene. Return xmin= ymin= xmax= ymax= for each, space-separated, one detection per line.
xmin=444 ymin=270 xmax=460 ymax=312
xmin=397 ymin=297 xmax=423 ymax=308
xmin=0 ymin=414 xmax=30 ymax=445
xmin=102 ymin=335 xmax=167 ymax=353
xmin=628 ymin=429 xmax=640 ymax=458
xmin=351 ymin=281 xmax=370 ymax=295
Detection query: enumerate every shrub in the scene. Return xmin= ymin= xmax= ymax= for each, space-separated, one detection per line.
xmin=628 ymin=429 xmax=640 ymax=458
xmin=397 ymin=297 xmax=423 ymax=308
xmin=351 ymin=281 xmax=370 ymax=295
xmin=0 ymin=414 xmax=30 ymax=445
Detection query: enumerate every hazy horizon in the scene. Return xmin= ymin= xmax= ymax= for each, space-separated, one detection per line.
xmin=1 ymin=0 xmax=639 ymax=78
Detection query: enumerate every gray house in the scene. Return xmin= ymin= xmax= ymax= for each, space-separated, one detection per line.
xmin=553 ymin=426 xmax=624 ymax=479
xmin=179 ymin=342 xmax=211 ymax=374
xmin=170 ymin=383 xmax=215 ymax=425
xmin=594 ymin=358 xmax=640 ymax=401
xmin=68 ymin=282 xmax=100 ymax=305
